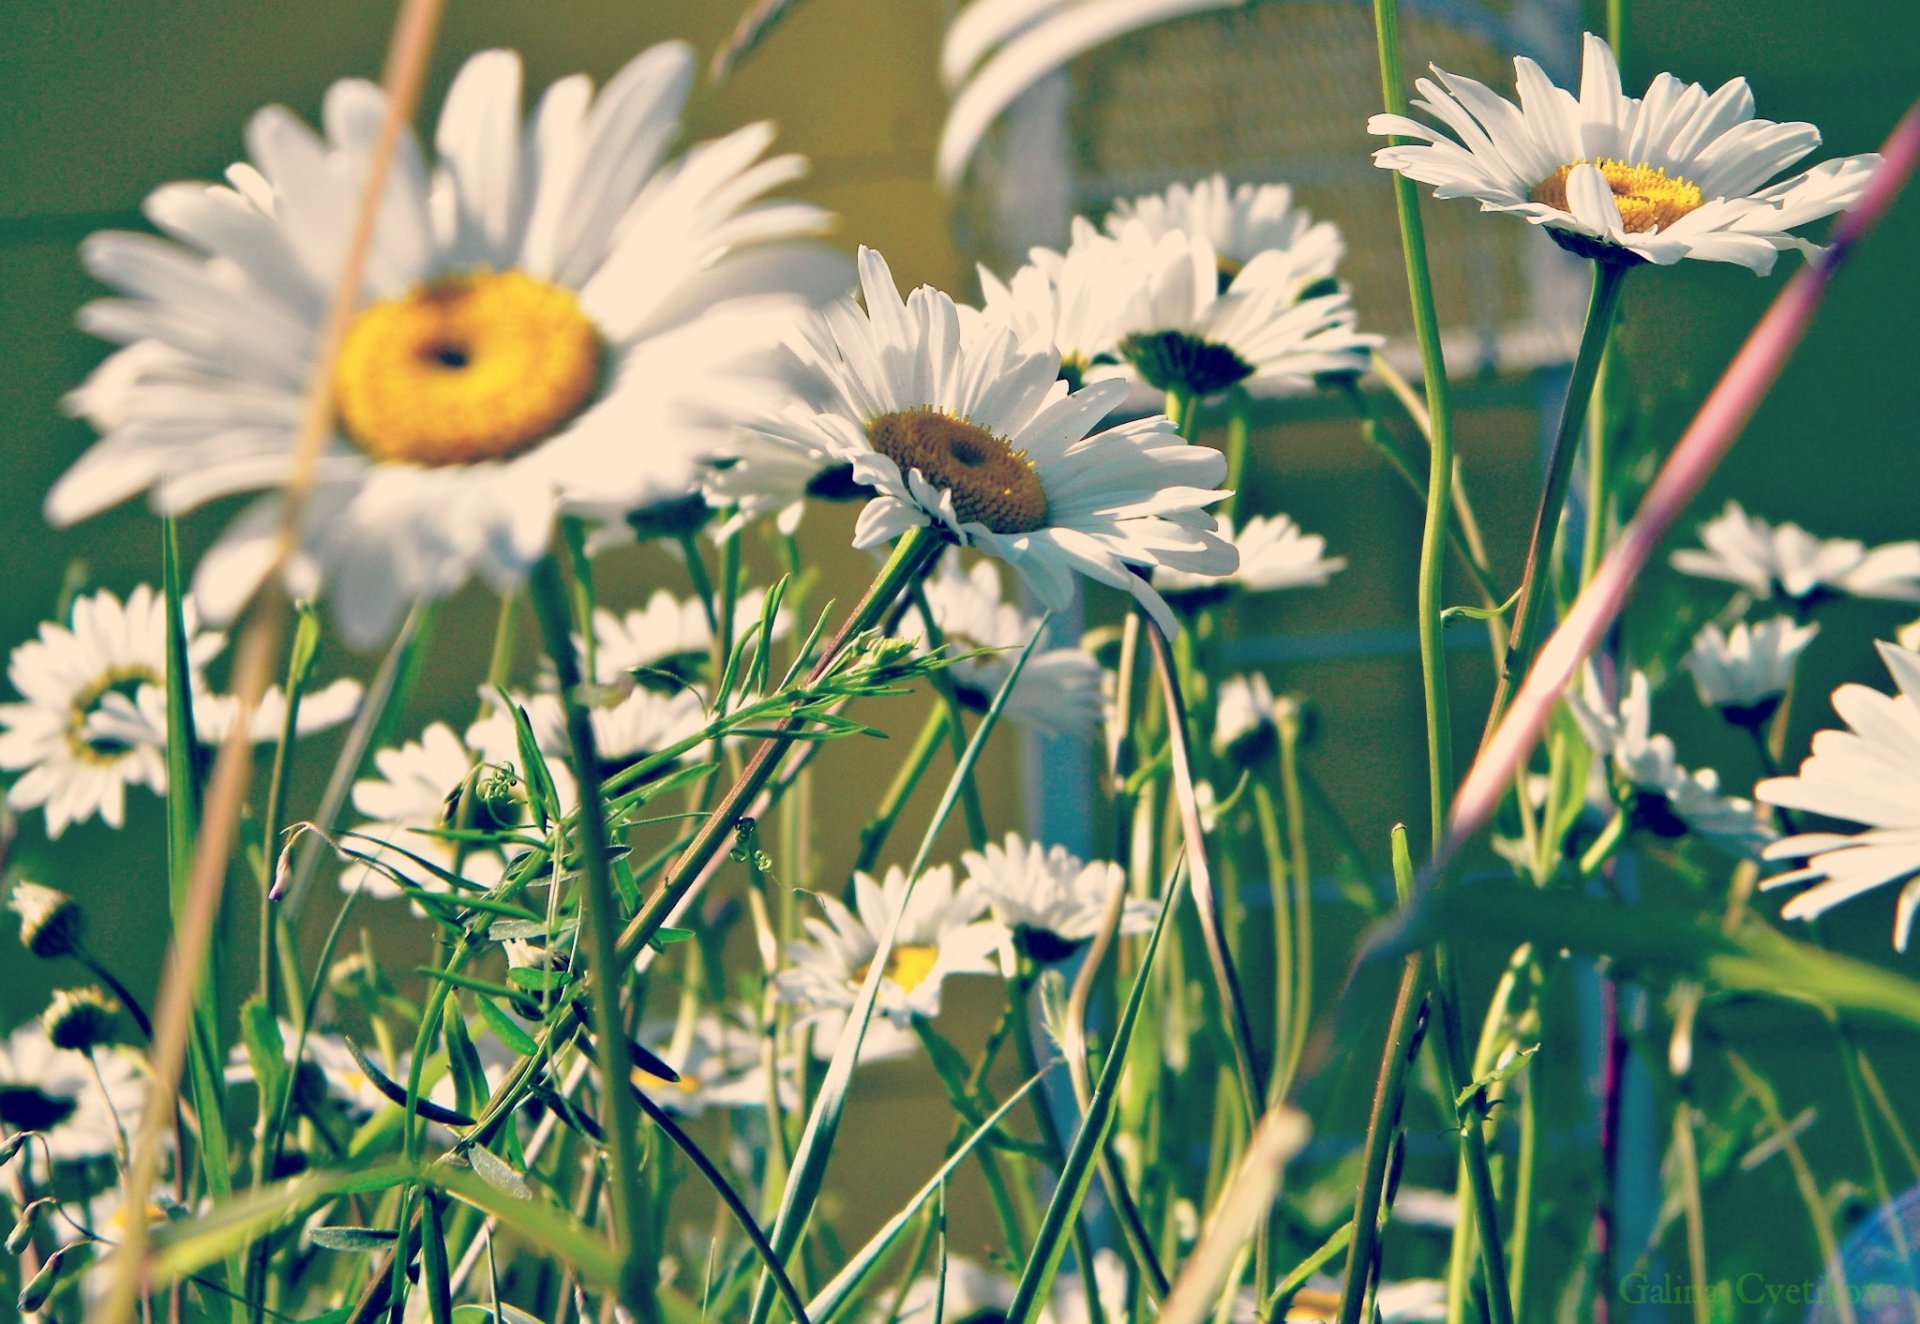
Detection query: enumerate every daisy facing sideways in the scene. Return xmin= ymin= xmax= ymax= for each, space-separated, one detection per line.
xmin=961 ymin=832 xmax=1155 ymax=968
xmin=752 ymin=247 xmax=1236 ymax=634
xmin=1757 ymin=641 xmax=1920 ymax=951
xmin=49 ymin=42 xmax=839 ymax=647
xmin=1369 ymin=32 xmax=1879 ymax=271
xmin=1671 ymin=501 xmax=1920 ymax=605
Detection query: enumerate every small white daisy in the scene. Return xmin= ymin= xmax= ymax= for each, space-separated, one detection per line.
xmin=914 ymin=552 xmax=1104 ymax=739
xmin=468 ymin=684 xmax=708 ymax=772
xmin=1106 ymin=175 xmax=1346 ymax=282
xmin=1757 ymin=641 xmax=1920 ymax=950
xmin=1156 ymin=512 xmax=1346 ymax=598
xmin=588 ymin=586 xmax=790 ymax=686
xmin=0 ymin=1022 xmax=147 ymax=1164
xmin=0 ymin=586 xmax=356 ymax=838
xmin=1566 ymin=668 xmax=1774 ymax=858
xmin=1098 ymin=215 xmax=1380 ymax=399
xmin=1369 ymin=32 xmax=1880 ymax=271
xmin=754 ymin=247 xmax=1235 ymax=634
xmin=1213 ymin=671 xmax=1290 ymax=761
xmin=635 ymin=1008 xmax=794 ymax=1118
xmin=1670 ymin=501 xmax=1920 ymax=604
xmin=1683 ymin=617 xmax=1820 ymax=722
xmin=49 ymin=44 xmax=836 ymax=647
xmin=222 ymin=1019 xmax=390 ymax=1118
xmin=339 ymin=722 xmax=516 ymax=901
xmin=960 ymin=832 xmax=1154 ymax=967
xmin=974 ymin=228 xmax=1140 ymax=385
xmin=776 ymin=864 xmax=998 ymax=1059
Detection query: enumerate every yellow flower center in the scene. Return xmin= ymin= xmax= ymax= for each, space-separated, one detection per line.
xmin=867 ymin=409 xmax=1049 ymax=535
xmin=66 ymin=666 xmax=158 ymax=765
xmin=635 ymin=1068 xmax=703 ymax=1097
xmin=333 ymin=269 xmax=603 ymax=466
xmin=857 ymin=943 xmax=942 ymax=994
xmin=1530 ymin=159 xmax=1705 ymax=234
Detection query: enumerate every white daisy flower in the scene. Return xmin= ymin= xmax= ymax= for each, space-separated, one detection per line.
xmin=587 ymin=585 xmax=790 ymax=686
xmin=0 ymin=586 xmax=356 ymax=838
xmin=1213 ymin=671 xmax=1290 ymax=761
xmin=1684 ymin=617 xmax=1820 ymax=722
xmin=1565 ymin=668 xmax=1774 ymax=858
xmin=0 ymin=1023 xmax=147 ymax=1164
xmin=338 ymin=723 xmax=515 ymax=901
xmin=1099 ymin=215 xmax=1380 ymax=399
xmin=914 ymin=552 xmax=1104 ymax=739
xmin=467 ymin=684 xmax=709 ymax=772
xmin=635 ymin=1008 xmax=794 ymax=1118
xmin=1756 ymin=641 xmax=1920 ymax=950
xmin=1107 ymin=175 xmax=1344 ymax=283
xmin=223 ymin=1020 xmax=389 ymax=1118
xmin=1157 ymin=512 xmax=1345 ymax=598
xmin=961 ymin=832 xmax=1154 ymax=966
xmin=1369 ymin=32 xmax=1880 ymax=271
xmin=1670 ymin=501 xmax=1920 ymax=604
xmin=776 ymin=865 xmax=998 ymax=1059
xmin=48 ymin=44 xmax=838 ymax=647
xmin=755 ymin=247 xmax=1234 ymax=635
xmin=974 ymin=228 xmax=1140 ymax=385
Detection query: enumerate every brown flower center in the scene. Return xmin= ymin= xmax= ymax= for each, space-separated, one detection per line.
xmin=867 ymin=408 xmax=1050 ymax=535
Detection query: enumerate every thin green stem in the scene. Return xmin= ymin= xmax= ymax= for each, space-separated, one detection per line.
xmin=1222 ymin=387 xmax=1252 ymax=519
xmin=1275 ymin=706 xmax=1314 ymax=1101
xmin=486 ymin=590 xmax=519 ymax=692
xmin=1671 ymin=1100 xmax=1711 ymax=1324
xmin=855 ymin=707 xmax=949 ymax=872
xmin=1484 ymin=262 xmax=1629 ymax=737
xmin=909 ymin=585 xmax=991 ymax=848
xmin=529 ymin=554 xmax=655 ymax=1318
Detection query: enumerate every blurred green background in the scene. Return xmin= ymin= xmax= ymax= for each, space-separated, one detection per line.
xmin=2 ymin=0 xmax=1918 ymax=1313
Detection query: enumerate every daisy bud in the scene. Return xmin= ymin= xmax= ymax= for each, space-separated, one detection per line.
xmin=44 ymin=986 xmax=120 ymax=1053
xmin=17 ymin=1242 xmax=76 ymax=1314
xmin=8 ymin=880 xmax=83 ymax=960
xmin=7 ymin=1196 xmax=53 ymax=1254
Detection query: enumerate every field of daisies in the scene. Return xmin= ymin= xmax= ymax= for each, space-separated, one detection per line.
xmin=3 ymin=1 xmax=1919 ymax=1321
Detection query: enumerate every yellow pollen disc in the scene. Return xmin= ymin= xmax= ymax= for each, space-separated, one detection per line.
xmin=867 ymin=408 xmax=1049 ymax=535
xmin=333 ymin=269 xmax=603 ymax=466
xmin=66 ymin=665 xmax=158 ymax=765
xmin=635 ymin=1069 xmax=703 ymax=1096
xmin=1530 ymin=159 xmax=1705 ymax=234
xmin=857 ymin=943 xmax=943 ymax=995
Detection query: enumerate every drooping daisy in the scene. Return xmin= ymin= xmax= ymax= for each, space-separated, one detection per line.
xmin=776 ymin=865 xmax=998 ymax=1060
xmin=0 ymin=1022 xmax=147 ymax=1164
xmin=961 ymin=832 xmax=1155 ymax=967
xmin=1684 ymin=617 xmax=1820 ymax=724
xmin=1756 ymin=641 xmax=1920 ymax=950
xmin=1213 ymin=671 xmax=1289 ymax=763
xmin=0 ymin=585 xmax=357 ymax=838
xmin=635 ymin=1008 xmax=794 ymax=1118
xmin=1369 ymin=32 xmax=1880 ymax=271
xmin=1670 ymin=501 xmax=1920 ymax=604
xmin=1565 ymin=667 xmax=1774 ymax=858
xmin=1157 ymin=512 xmax=1346 ymax=600
xmin=1100 ymin=216 xmax=1380 ymax=399
xmin=754 ymin=247 xmax=1235 ymax=634
xmin=913 ymin=552 xmax=1104 ymax=739
xmin=48 ymin=44 xmax=838 ymax=647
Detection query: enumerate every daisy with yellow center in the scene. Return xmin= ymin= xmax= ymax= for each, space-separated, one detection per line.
xmin=751 ymin=247 xmax=1236 ymax=635
xmin=775 ymin=864 xmax=999 ymax=1061
xmin=48 ymin=43 xmax=838 ymax=647
xmin=1370 ymin=32 xmax=1880 ymax=271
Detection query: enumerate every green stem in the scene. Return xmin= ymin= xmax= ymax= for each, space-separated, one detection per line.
xmin=1671 ymin=1099 xmax=1711 ymax=1324
xmin=1275 ymin=705 xmax=1314 ymax=1101
xmin=909 ymin=586 xmax=991 ymax=848
xmin=1222 ymin=387 xmax=1251 ymax=519
xmin=855 ymin=707 xmax=949 ymax=872
xmin=679 ymin=530 xmax=721 ymax=635
xmin=1485 ymin=261 xmax=1629 ymax=735
xmin=486 ymin=590 xmax=519 ymax=692
xmin=529 ymin=554 xmax=655 ymax=1319
xmin=911 ymin=1020 xmax=1030 ymax=1258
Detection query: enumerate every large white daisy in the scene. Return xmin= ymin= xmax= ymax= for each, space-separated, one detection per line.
xmin=960 ymin=832 xmax=1154 ymax=967
xmin=754 ymin=247 xmax=1234 ymax=634
xmin=0 ymin=585 xmax=357 ymax=838
xmin=776 ymin=864 xmax=999 ymax=1060
xmin=48 ymin=44 xmax=839 ymax=647
xmin=1565 ymin=668 xmax=1774 ymax=858
xmin=913 ymin=552 xmax=1104 ymax=739
xmin=1670 ymin=501 xmax=1920 ymax=604
xmin=1757 ymin=641 xmax=1920 ymax=950
xmin=1369 ymin=32 xmax=1880 ymax=271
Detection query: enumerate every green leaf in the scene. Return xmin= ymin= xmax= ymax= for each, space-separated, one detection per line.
xmin=1454 ymin=1045 xmax=1539 ymax=1118
xmin=444 ymin=998 xmax=487 ymax=1119
xmin=463 ymin=1144 xmax=531 ymax=1201
xmin=452 ymin=1306 xmax=545 ymax=1324
xmin=240 ymin=997 xmax=288 ymax=1120
xmin=472 ymin=994 xmax=539 ymax=1056
xmin=505 ymin=967 xmax=568 ymax=994
xmin=495 ymin=687 xmax=563 ymax=831
xmin=308 ymin=1225 xmax=400 ymax=1252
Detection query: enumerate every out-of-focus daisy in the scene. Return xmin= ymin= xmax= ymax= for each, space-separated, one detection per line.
xmin=776 ymin=865 xmax=998 ymax=1059
xmin=1213 ymin=671 xmax=1293 ymax=763
xmin=1101 ymin=216 xmax=1379 ymax=399
xmin=1369 ymin=33 xmax=1879 ymax=271
xmin=974 ymin=230 xmax=1138 ymax=386
xmin=1757 ymin=641 xmax=1920 ymax=950
xmin=223 ymin=1020 xmax=389 ymax=1118
xmin=755 ymin=247 xmax=1234 ymax=634
xmin=0 ymin=1022 xmax=147 ymax=1164
xmin=635 ymin=1008 xmax=793 ymax=1118
xmin=1684 ymin=617 xmax=1820 ymax=724
xmin=1108 ymin=175 xmax=1341 ymax=287
xmin=914 ymin=552 xmax=1104 ymax=739
xmin=1671 ymin=501 xmax=1920 ymax=604
xmin=339 ymin=723 xmax=520 ymax=901
xmin=1158 ymin=512 xmax=1345 ymax=600
xmin=49 ymin=44 xmax=838 ymax=647
xmin=961 ymin=832 xmax=1154 ymax=967
xmin=0 ymin=586 xmax=357 ymax=838
xmin=1566 ymin=668 xmax=1774 ymax=857
xmin=885 ymin=1246 xmax=1133 ymax=1323
xmin=588 ymin=586 xmax=789 ymax=686
xmin=468 ymin=684 xmax=708 ymax=773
